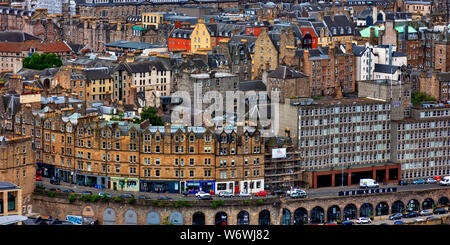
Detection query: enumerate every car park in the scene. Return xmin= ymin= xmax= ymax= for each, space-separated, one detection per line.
xmin=433 ymin=208 xmax=448 ymax=214
xmin=356 ymin=217 xmax=371 ymax=224
xmin=411 ymin=179 xmax=425 ymax=184
xmin=425 ymin=178 xmax=437 ymax=184
xmin=254 ymin=190 xmax=268 ymax=197
xmin=419 ymin=210 xmax=432 ymax=216
xmin=389 ymin=213 xmax=403 ymax=220
xmin=218 ymin=191 xmax=234 ymax=198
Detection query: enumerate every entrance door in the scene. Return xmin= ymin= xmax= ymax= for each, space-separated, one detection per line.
xmin=234 ymin=182 xmax=239 ymax=194
xmin=113 ymin=182 xmax=117 ymax=191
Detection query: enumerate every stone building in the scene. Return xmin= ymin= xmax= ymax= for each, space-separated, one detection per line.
xmin=252 ymin=28 xmax=280 ymax=80
xmin=266 ymin=65 xmax=309 ymax=103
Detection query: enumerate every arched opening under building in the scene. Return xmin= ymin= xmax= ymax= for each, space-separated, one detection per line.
xmin=327 ymin=205 xmax=341 ymax=222
xmin=192 ymin=212 xmax=205 ymax=225
xmin=343 ymin=204 xmax=357 ymax=220
xmin=360 ymin=203 xmax=373 ymax=218
xmin=282 ymin=208 xmax=291 ymax=225
xmin=407 ymin=199 xmax=420 ymax=212
xmin=215 ymin=211 xmax=228 ymax=225
xmin=438 ymin=196 xmax=449 ymax=207
xmin=237 ymin=211 xmax=250 ymax=225
xmin=310 ymin=206 xmax=325 ymax=224
xmin=422 ymin=198 xmax=435 ymax=210
xmin=293 ymin=208 xmax=308 ymax=225
xmin=391 ymin=200 xmax=405 ymax=214
xmin=376 ymin=202 xmax=389 ymax=216
xmin=259 ymin=210 xmax=271 ymax=225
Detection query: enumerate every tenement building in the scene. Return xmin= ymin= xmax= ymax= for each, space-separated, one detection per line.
xmin=391 ymin=102 xmax=450 ymax=180
xmin=298 ymin=97 xmax=400 ymax=188
xmin=33 ymin=112 xmax=264 ymax=194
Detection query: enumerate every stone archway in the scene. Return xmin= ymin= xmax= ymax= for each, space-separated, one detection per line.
xmin=360 ymin=203 xmax=373 ymax=218
xmin=103 ymin=208 xmax=116 ymax=225
xmin=193 ymin=212 xmax=205 ymax=225
xmin=293 ymin=208 xmax=308 ymax=225
xmin=343 ymin=204 xmax=357 ymax=220
xmin=391 ymin=200 xmax=405 ymax=214
xmin=169 ymin=212 xmax=183 ymax=225
xmin=310 ymin=206 xmax=325 ymax=224
xmin=124 ymin=210 xmax=137 ymax=225
xmin=327 ymin=205 xmax=341 ymax=222
xmin=147 ymin=211 xmax=160 ymax=225
xmin=282 ymin=208 xmax=291 ymax=225
xmin=438 ymin=196 xmax=449 ymax=206
xmin=375 ymin=202 xmax=389 ymax=216
xmin=259 ymin=210 xmax=271 ymax=225
xmin=237 ymin=211 xmax=250 ymax=225
xmin=215 ymin=211 xmax=228 ymax=225
xmin=422 ymin=198 xmax=435 ymax=210
xmin=407 ymin=199 xmax=420 ymax=212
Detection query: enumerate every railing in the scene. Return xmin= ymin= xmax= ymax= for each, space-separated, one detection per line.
xmin=338 ymin=187 xmax=397 ymax=196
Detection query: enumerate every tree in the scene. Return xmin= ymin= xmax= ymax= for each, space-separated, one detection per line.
xmin=411 ymin=92 xmax=436 ymax=105
xmin=133 ymin=107 xmax=164 ymax=126
xmin=22 ymin=53 xmax=63 ymax=70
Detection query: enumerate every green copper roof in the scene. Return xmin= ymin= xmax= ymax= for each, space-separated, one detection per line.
xmin=132 ymin=26 xmax=146 ymax=31
xmin=394 ymin=25 xmax=417 ymax=33
xmin=360 ymin=26 xmax=385 ymax=38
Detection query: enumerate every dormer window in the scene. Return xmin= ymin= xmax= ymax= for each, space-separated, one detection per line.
xmin=30 ymin=47 xmax=35 ymax=53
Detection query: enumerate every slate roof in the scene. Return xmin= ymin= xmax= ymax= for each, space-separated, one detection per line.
xmin=0 ymin=31 xmax=40 ymax=42
xmin=268 ymin=66 xmax=308 ymax=79
xmin=84 ymin=68 xmax=112 ymax=80
xmin=352 ymin=45 xmax=367 ymax=56
xmin=238 ymin=80 xmax=266 ymax=91
xmin=374 ymin=64 xmax=400 ymax=74
xmin=323 ymin=15 xmax=355 ymax=36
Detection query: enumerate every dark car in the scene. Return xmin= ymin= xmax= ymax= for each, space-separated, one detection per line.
xmin=120 ymin=194 xmax=134 ymax=198
xmin=50 ymin=177 xmax=60 ymax=185
xmin=81 ymin=191 xmax=93 ymax=195
xmin=35 ymin=182 xmax=45 ymax=189
xmin=63 ymin=189 xmax=74 ymax=193
xmin=182 ymin=191 xmax=190 ymax=197
xmin=389 ymin=213 xmax=403 ymax=220
xmin=138 ymin=195 xmax=147 ymax=200
xmin=426 ymin=216 xmax=440 ymax=221
xmin=403 ymin=211 xmax=419 ymax=218
xmin=341 ymin=220 xmax=354 ymax=225
xmin=157 ymin=195 xmax=172 ymax=200
xmin=394 ymin=220 xmax=405 ymax=225
xmin=433 ymin=208 xmax=448 ymax=214
xmin=271 ymin=189 xmax=284 ymax=196
xmin=398 ymin=180 xmax=408 ymax=186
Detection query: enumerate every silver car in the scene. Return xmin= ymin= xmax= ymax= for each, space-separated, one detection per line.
xmin=426 ymin=178 xmax=437 ymax=184
xmin=218 ymin=191 xmax=234 ymax=198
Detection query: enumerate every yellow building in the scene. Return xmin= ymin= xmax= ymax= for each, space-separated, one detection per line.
xmin=84 ymin=68 xmax=113 ymax=102
xmin=190 ymin=18 xmax=212 ymax=53
xmin=142 ymin=12 xmax=165 ymax=29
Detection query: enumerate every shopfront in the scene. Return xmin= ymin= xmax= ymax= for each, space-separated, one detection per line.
xmin=215 ymin=181 xmax=234 ymax=194
xmin=109 ymin=177 xmax=139 ymax=192
xmin=139 ymin=180 xmax=180 ymax=193
xmin=36 ymin=163 xmax=55 ymax=178
xmin=55 ymin=169 xmax=72 ymax=183
xmin=240 ymin=179 xmax=264 ymax=194
xmin=186 ymin=181 xmax=215 ymax=194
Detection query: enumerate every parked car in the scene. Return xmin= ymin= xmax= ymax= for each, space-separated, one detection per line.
xmin=425 ymin=178 xmax=437 ymax=184
xmin=138 ymin=195 xmax=147 ymax=200
xmin=403 ymin=211 xmax=419 ymax=218
xmin=415 ymin=218 xmax=425 ymax=222
xmin=195 ymin=191 xmax=207 ymax=197
xmin=290 ymin=191 xmax=306 ymax=199
xmin=197 ymin=192 xmax=212 ymax=200
xmin=356 ymin=217 xmax=371 ymax=224
xmin=49 ymin=187 xmax=61 ymax=192
xmin=359 ymin=179 xmax=379 ymax=188
xmin=120 ymin=194 xmax=134 ymax=198
xmin=271 ymin=189 xmax=284 ymax=196
xmin=49 ymin=177 xmax=60 ymax=185
xmin=426 ymin=216 xmax=440 ymax=221
xmin=98 ymin=192 xmax=112 ymax=198
xmin=324 ymin=222 xmax=337 ymax=225
xmin=35 ymin=176 xmax=42 ymax=181
xmin=238 ymin=192 xmax=250 ymax=198
xmin=218 ymin=191 xmax=234 ymax=198
xmin=439 ymin=176 xmax=450 ymax=186
xmin=389 ymin=213 xmax=403 ymax=220
xmin=157 ymin=195 xmax=172 ymax=200
xmin=81 ymin=191 xmax=93 ymax=195
xmin=419 ymin=210 xmax=432 ymax=216
xmin=398 ymin=180 xmax=408 ymax=186
xmin=63 ymin=189 xmax=74 ymax=193
xmin=433 ymin=208 xmax=448 ymax=214
xmin=286 ymin=188 xmax=304 ymax=195
xmin=394 ymin=220 xmax=405 ymax=225
xmin=254 ymin=190 xmax=268 ymax=197
xmin=411 ymin=179 xmax=425 ymax=184
xmin=341 ymin=220 xmax=354 ymax=225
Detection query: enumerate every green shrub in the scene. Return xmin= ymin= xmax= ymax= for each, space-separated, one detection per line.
xmin=211 ymin=200 xmax=224 ymax=209
xmin=256 ymin=199 xmax=264 ymax=205
xmin=90 ymin=195 xmax=100 ymax=202
xmin=243 ymin=200 xmax=250 ymax=205
xmin=128 ymin=196 xmax=136 ymax=204
xmin=68 ymin=193 xmax=77 ymax=203
xmin=114 ymin=196 xmax=123 ymax=203
xmin=101 ymin=194 xmax=110 ymax=202
xmin=152 ymin=200 xmax=159 ymax=206
xmin=81 ymin=194 xmax=92 ymax=202
xmin=46 ymin=191 xmax=56 ymax=198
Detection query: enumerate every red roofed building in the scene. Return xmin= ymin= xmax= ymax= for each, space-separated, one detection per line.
xmin=0 ymin=40 xmax=72 ymax=73
xmin=168 ymin=29 xmax=192 ymax=53
xmin=299 ymin=27 xmax=318 ymax=49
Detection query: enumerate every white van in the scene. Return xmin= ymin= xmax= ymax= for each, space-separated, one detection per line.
xmin=439 ymin=176 xmax=450 ymax=186
xmin=360 ymin=179 xmax=379 ymax=188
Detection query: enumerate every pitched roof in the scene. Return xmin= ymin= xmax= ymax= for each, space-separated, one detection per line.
xmin=0 ymin=41 xmax=72 ymax=53
xmin=268 ymin=66 xmax=308 ymax=79
xmin=374 ymin=64 xmax=400 ymax=74
xmin=0 ymin=31 xmax=39 ymax=42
